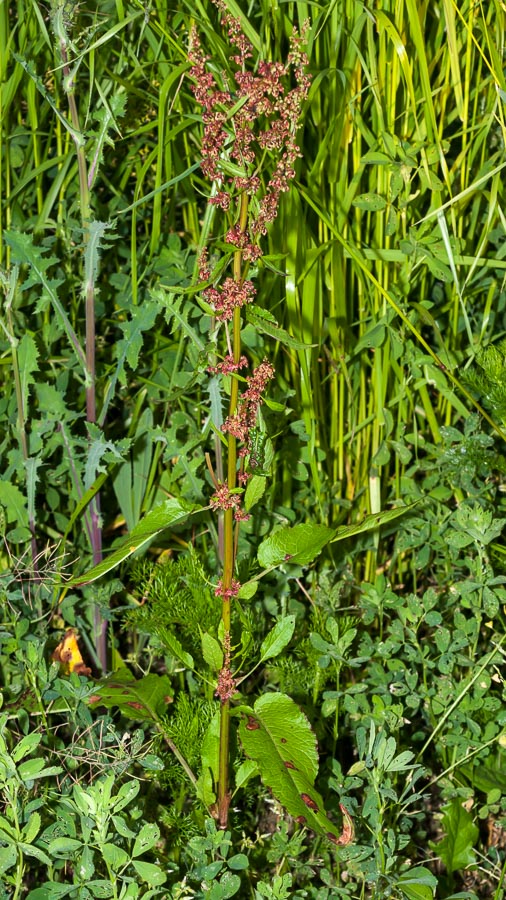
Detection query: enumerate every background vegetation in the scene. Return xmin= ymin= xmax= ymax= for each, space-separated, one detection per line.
xmin=1 ymin=0 xmax=506 ymax=897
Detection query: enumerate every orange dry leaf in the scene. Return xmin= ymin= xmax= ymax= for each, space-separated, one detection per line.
xmin=52 ymin=629 xmax=91 ymax=676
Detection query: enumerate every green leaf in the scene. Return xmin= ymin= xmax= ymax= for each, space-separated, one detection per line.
xmin=102 ymin=843 xmax=129 ymax=868
xmin=132 ymin=823 xmax=160 ymax=858
xmin=11 ymin=732 xmax=42 ymax=762
xmin=0 ymin=482 xmax=29 ymax=531
xmin=201 ymin=633 xmax=224 ymax=671
xmin=259 ymin=616 xmax=295 ymax=662
xmin=395 ymin=866 xmax=437 ymax=900
xmin=116 ymin=298 xmax=160 ymax=386
xmin=0 ymin=844 xmax=17 ymax=875
xmin=157 ymin=629 xmax=194 ymax=669
xmin=330 ymin=503 xmax=420 ymax=544
xmin=26 ymin=885 xmax=73 ymax=900
xmin=18 ymin=758 xmax=62 ymax=783
xmin=68 ymin=498 xmax=200 ymax=585
xmin=113 ymin=779 xmax=141 ymax=813
xmin=197 ymin=711 xmax=220 ymax=807
xmin=352 ymin=192 xmax=387 ymax=210
xmin=238 ymin=693 xmax=350 ymax=845
xmin=47 ymin=837 xmax=83 ymax=857
xmin=86 ymin=882 xmax=114 ymax=899
xmin=18 ymin=842 xmax=52 ymax=865
xmin=88 ymin=669 xmax=173 ymax=723
xmin=257 ymin=524 xmax=335 ymax=568
xmin=246 ymin=306 xmax=314 ymax=350
xmin=23 ymin=811 xmax=41 ymax=844
xmin=18 ymin=333 xmax=39 ymax=416
xmin=429 ymin=799 xmax=479 ymax=873
xmin=245 ymin=475 xmax=267 ymax=511
xmin=234 ymin=759 xmax=258 ymax=791
xmin=131 ymin=860 xmax=167 ymax=886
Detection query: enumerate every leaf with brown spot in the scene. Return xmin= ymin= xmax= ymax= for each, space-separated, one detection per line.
xmin=87 ymin=668 xmax=173 ymax=723
xmin=239 ymin=692 xmax=350 ymax=844
xmin=300 ymin=792 xmax=319 ymax=812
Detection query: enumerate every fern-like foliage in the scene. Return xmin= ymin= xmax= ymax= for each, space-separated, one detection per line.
xmin=464 ymin=341 xmax=506 ymax=426
xmin=125 ymin=549 xmax=221 ymax=661
xmin=157 ymin=693 xmax=215 ymax=787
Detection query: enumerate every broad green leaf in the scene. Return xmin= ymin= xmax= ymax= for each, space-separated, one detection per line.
xmin=259 ymin=616 xmax=295 ymax=662
xmin=132 ymin=823 xmax=160 ymax=858
xmin=18 ymin=843 xmax=52 ymax=865
xmin=429 ymin=799 xmax=479 ymax=873
xmin=395 ymin=866 xmax=437 ymax=897
xmin=257 ymin=524 xmax=335 ymax=568
xmin=201 ymin=633 xmax=223 ymax=671
xmin=238 ymin=693 xmax=351 ymax=845
xmin=47 ymin=837 xmax=83 ymax=857
xmin=68 ymin=498 xmax=200 ymax=585
xmin=330 ymin=503 xmax=420 ymax=544
xmin=88 ymin=669 xmax=173 ymax=723
xmin=102 ymin=842 xmax=129 ymax=868
xmin=131 ymin=860 xmax=167 ymax=886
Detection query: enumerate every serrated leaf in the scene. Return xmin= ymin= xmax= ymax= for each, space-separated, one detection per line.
xmin=116 ymin=300 xmax=160 ymax=385
xmin=68 ymin=498 xmax=200 ymax=585
xmin=429 ymin=799 xmax=479 ymax=873
xmin=88 ymin=669 xmax=173 ymax=723
xmin=17 ymin=333 xmax=38 ymax=416
xmin=245 ymin=475 xmax=266 ymax=511
xmin=157 ymin=629 xmax=194 ymax=669
xmin=201 ymin=633 xmax=223 ymax=670
xmin=238 ymin=693 xmax=351 ymax=845
xmin=330 ymin=503 xmax=419 ymax=544
xmin=259 ymin=616 xmax=295 ymax=662
xmin=257 ymin=524 xmax=335 ymax=568
xmin=246 ymin=306 xmax=315 ymax=350
xmin=0 ymin=481 xmax=29 ymax=530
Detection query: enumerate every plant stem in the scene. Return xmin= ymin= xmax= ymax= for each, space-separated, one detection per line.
xmin=217 ymin=193 xmax=249 ymax=827
xmin=59 ymin=33 xmax=107 ymax=670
